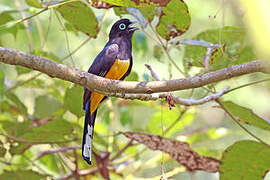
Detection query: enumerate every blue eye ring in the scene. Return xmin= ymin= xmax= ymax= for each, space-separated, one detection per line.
xmin=119 ymin=23 xmax=126 ymax=30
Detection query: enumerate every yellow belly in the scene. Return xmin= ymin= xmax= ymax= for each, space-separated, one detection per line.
xmin=90 ymin=59 xmax=130 ymax=113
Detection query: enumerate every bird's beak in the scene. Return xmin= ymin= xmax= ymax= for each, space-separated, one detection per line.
xmin=128 ymin=21 xmax=139 ymax=32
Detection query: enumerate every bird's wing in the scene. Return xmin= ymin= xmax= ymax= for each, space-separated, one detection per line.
xmin=83 ymin=43 xmax=119 ymax=110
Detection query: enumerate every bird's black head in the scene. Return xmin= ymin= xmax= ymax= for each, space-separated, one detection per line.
xmin=109 ymin=18 xmax=138 ymax=40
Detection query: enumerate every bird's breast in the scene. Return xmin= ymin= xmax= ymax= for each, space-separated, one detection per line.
xmin=105 ymin=59 xmax=130 ymax=80
xmin=90 ymin=58 xmax=130 ymax=113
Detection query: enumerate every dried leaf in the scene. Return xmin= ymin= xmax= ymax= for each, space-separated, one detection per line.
xmin=124 ymin=132 xmax=220 ymax=172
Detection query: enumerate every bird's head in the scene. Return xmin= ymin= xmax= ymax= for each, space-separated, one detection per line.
xmin=109 ymin=18 xmax=139 ymax=40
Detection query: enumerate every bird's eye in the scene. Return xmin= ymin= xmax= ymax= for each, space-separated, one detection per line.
xmin=119 ymin=23 xmax=126 ymax=30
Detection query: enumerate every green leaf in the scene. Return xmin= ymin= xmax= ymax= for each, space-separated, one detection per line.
xmin=15 ymin=66 xmax=32 ymax=75
xmin=156 ymin=0 xmax=191 ymax=40
xmin=6 ymin=92 xmax=28 ymax=116
xmin=0 ymin=142 xmax=6 ymax=157
xmin=22 ymin=119 xmax=73 ymax=142
xmin=0 ymin=11 xmax=24 ymax=38
xmin=113 ymin=7 xmax=128 ymax=16
xmin=125 ymin=71 xmax=139 ymax=81
xmin=222 ymin=101 xmax=270 ymax=131
xmin=0 ymin=170 xmax=46 ymax=180
xmin=57 ymin=1 xmax=99 ymax=37
xmin=119 ymin=107 xmax=132 ymax=126
xmin=64 ymin=22 xmax=79 ymax=36
xmin=93 ymin=0 xmax=171 ymax=7
xmin=9 ymin=143 xmax=31 ymax=155
xmin=25 ymin=0 xmax=43 ymax=8
xmin=220 ymin=140 xmax=270 ymax=180
xmin=234 ymin=46 xmax=256 ymax=65
xmin=147 ymin=109 xmax=194 ymax=136
xmin=64 ymin=86 xmax=84 ymax=117
xmin=34 ymin=95 xmax=62 ymax=118
xmin=153 ymin=45 xmax=164 ymax=62
xmin=39 ymin=154 xmax=60 ymax=173
xmin=183 ymin=26 xmax=246 ymax=71
xmin=139 ymin=6 xmax=156 ymax=22
xmin=1 ymin=120 xmax=32 ymax=137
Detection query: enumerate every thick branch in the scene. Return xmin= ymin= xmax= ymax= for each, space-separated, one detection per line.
xmin=0 ymin=46 xmax=269 ymax=95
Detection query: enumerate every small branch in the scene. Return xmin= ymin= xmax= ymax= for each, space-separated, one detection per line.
xmin=172 ymin=86 xmax=229 ymax=106
xmin=61 ymin=37 xmax=91 ymax=61
xmin=148 ymin=23 xmax=186 ymax=76
xmin=36 ymin=145 xmax=81 ymax=160
xmin=145 ymin=64 xmax=161 ymax=81
xmin=144 ymin=64 xmax=230 ymax=106
xmin=224 ymin=78 xmax=270 ymax=94
xmin=6 ymin=72 xmax=42 ymax=92
xmin=0 ymin=46 xmax=269 ymax=96
xmin=110 ymin=140 xmax=133 ymax=161
xmin=15 ymin=0 xmax=34 ymax=52
xmin=203 ymin=47 xmax=213 ymax=71
xmin=163 ymin=107 xmax=188 ymax=135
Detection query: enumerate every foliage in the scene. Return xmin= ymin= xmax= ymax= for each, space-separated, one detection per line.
xmin=0 ymin=0 xmax=269 ymax=180
xmin=220 ymin=140 xmax=270 ymax=180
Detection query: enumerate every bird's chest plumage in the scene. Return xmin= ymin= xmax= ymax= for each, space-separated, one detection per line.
xmin=105 ymin=58 xmax=130 ymax=79
xmin=90 ymin=58 xmax=130 ymax=113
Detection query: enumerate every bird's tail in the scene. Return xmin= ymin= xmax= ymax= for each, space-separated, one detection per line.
xmin=82 ymin=100 xmax=97 ymax=165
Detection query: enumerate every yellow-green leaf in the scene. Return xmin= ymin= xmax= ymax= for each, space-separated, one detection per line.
xmin=0 ymin=170 xmax=46 ymax=180
xmin=156 ymin=0 xmax=190 ymax=40
xmin=183 ymin=26 xmax=247 ymax=71
xmin=220 ymin=140 xmax=270 ymax=180
xmin=25 ymin=0 xmax=43 ymax=8
xmin=222 ymin=101 xmax=270 ymax=131
xmin=57 ymin=1 xmax=99 ymax=37
xmin=64 ymin=86 xmax=84 ymax=117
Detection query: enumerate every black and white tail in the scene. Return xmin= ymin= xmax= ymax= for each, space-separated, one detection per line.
xmin=82 ymin=100 xmax=97 ymax=165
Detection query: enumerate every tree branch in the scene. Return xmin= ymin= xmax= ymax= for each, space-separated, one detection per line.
xmin=36 ymin=145 xmax=81 ymax=160
xmin=0 ymin=46 xmax=269 ymax=96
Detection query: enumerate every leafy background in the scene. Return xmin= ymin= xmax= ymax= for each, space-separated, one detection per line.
xmin=0 ymin=0 xmax=270 ymax=179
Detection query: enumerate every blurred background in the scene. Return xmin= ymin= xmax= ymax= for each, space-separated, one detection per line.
xmin=0 ymin=0 xmax=270 ymax=179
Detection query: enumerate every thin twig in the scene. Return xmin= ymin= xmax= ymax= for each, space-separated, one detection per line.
xmin=61 ymin=37 xmax=91 ymax=61
xmin=54 ymin=10 xmax=75 ymax=67
xmin=15 ymin=0 xmax=34 ymax=52
xmin=42 ymin=9 xmax=52 ymax=49
xmin=6 ymin=72 xmax=42 ymax=92
xmin=110 ymin=140 xmax=133 ymax=161
xmin=36 ymin=145 xmax=81 ymax=160
xmin=148 ymin=23 xmax=186 ymax=76
xmin=224 ymin=78 xmax=270 ymax=94
xmin=163 ymin=107 xmax=188 ymax=135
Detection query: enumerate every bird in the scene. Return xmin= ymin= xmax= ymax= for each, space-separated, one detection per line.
xmin=82 ymin=18 xmax=138 ymax=165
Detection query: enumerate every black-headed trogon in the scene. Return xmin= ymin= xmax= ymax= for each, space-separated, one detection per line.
xmin=82 ymin=19 xmax=138 ymax=165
